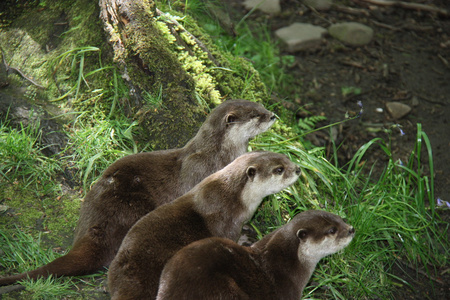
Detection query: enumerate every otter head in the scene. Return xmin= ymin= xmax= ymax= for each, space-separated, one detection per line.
xmin=238 ymin=151 xmax=301 ymax=217
xmin=205 ymin=100 xmax=276 ymax=145
xmin=292 ymin=210 xmax=354 ymax=264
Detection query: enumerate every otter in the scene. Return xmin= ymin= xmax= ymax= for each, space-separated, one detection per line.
xmin=0 ymin=100 xmax=276 ymax=286
xmin=157 ymin=210 xmax=355 ymax=300
xmin=107 ymin=151 xmax=301 ymax=300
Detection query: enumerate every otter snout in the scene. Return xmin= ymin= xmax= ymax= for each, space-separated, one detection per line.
xmin=348 ymin=226 xmax=355 ymax=236
xmin=270 ymin=114 xmax=277 ymax=121
xmin=295 ymin=166 xmax=301 ymax=176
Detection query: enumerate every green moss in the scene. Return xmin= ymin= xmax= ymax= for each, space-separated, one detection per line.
xmin=0 ymin=183 xmax=80 ymax=248
xmin=176 ymin=13 xmax=270 ymax=102
xmin=0 ymin=0 xmax=107 ymax=100
xmin=0 ymin=0 xmax=274 ymax=250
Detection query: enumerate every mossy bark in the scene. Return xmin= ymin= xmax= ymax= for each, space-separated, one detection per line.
xmin=0 ymin=0 xmax=270 ymax=248
xmin=0 ymin=0 xmax=269 ymax=149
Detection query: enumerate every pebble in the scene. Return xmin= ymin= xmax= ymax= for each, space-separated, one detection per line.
xmin=386 ymin=102 xmax=412 ymax=119
xmin=243 ymin=0 xmax=281 ymax=14
xmin=328 ymin=22 xmax=374 ymax=46
xmin=275 ymin=23 xmax=327 ymax=52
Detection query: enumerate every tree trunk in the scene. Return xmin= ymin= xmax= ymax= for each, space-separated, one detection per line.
xmin=98 ymin=0 xmax=205 ymax=149
xmin=0 ymin=0 xmax=269 ymax=249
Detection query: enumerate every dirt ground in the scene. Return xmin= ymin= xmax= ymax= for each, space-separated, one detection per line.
xmin=226 ymin=0 xmax=449 ymax=298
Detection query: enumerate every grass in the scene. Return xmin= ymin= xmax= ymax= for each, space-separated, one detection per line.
xmin=212 ymin=22 xmax=296 ymax=95
xmin=0 ymin=229 xmax=89 ymax=299
xmin=0 ymin=1 xmax=448 ymax=299
xmin=0 ymin=228 xmax=60 ymax=273
xmin=3 ymin=119 xmax=446 ymax=299
xmin=65 ymin=116 xmax=139 ymax=190
xmin=249 ymin=123 xmax=448 ymax=299
xmin=0 ymin=225 xmax=74 ymax=299
xmin=0 ymin=118 xmax=61 ymax=195
xmin=180 ymin=0 xmax=296 ymax=95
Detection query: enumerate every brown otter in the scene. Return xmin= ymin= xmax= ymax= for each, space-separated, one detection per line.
xmin=157 ymin=210 xmax=355 ymax=300
xmin=107 ymin=151 xmax=301 ymax=300
xmin=0 ymin=100 xmax=276 ymax=286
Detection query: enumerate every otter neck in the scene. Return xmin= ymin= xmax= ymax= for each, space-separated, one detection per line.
xmin=252 ymin=231 xmax=317 ymax=298
xmin=192 ymin=172 xmax=249 ymax=241
xmin=183 ymin=124 xmax=247 ymax=168
xmin=179 ymin=125 xmax=247 ymax=195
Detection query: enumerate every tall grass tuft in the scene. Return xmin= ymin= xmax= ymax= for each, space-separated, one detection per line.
xmin=65 ymin=116 xmax=140 ymax=190
xmin=0 ymin=229 xmax=76 ymax=299
xmin=0 ymin=119 xmax=61 ymax=194
xmin=0 ymin=229 xmax=59 ymax=273
xmin=250 ymin=123 xmax=448 ymax=299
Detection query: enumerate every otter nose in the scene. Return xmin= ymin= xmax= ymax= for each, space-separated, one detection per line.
xmin=270 ymin=114 xmax=277 ymax=121
xmin=295 ymin=166 xmax=301 ymax=176
xmin=349 ymin=227 xmax=355 ymax=235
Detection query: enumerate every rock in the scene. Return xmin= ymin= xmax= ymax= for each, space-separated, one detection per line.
xmin=303 ymin=0 xmax=333 ymax=11
xmin=386 ymin=102 xmax=412 ymax=119
xmin=328 ymin=22 xmax=374 ymax=46
xmin=275 ymin=23 xmax=327 ymax=52
xmin=243 ymin=0 xmax=281 ymax=14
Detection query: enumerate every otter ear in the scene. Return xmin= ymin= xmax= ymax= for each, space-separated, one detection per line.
xmin=225 ymin=114 xmax=237 ymax=124
xmin=297 ymin=229 xmax=308 ymax=240
xmin=246 ymin=166 xmax=257 ymax=180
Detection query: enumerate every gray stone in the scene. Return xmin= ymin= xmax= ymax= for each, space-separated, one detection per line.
xmin=275 ymin=23 xmax=327 ymax=52
xmin=328 ymin=22 xmax=374 ymax=46
xmin=243 ymin=0 xmax=281 ymax=14
xmin=303 ymin=0 xmax=333 ymax=11
xmin=386 ymin=102 xmax=412 ymax=119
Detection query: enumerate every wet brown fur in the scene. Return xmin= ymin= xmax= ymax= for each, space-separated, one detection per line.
xmin=107 ymin=151 xmax=301 ymax=300
xmin=157 ymin=210 xmax=355 ymax=300
xmin=0 ymin=100 xmax=275 ymax=286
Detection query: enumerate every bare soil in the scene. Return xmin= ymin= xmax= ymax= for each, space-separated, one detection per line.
xmin=225 ymin=0 xmax=449 ymax=298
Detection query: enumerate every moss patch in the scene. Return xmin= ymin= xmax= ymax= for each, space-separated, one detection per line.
xmin=0 ymin=182 xmax=80 ymax=249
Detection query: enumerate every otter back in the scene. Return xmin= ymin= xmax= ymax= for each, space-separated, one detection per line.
xmin=157 ymin=210 xmax=355 ymax=300
xmin=107 ymin=151 xmax=301 ymax=299
xmin=0 ymin=100 xmax=275 ymax=286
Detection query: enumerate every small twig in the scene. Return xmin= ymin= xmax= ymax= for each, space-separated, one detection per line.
xmin=155 ymin=8 xmax=219 ymax=66
xmin=305 ymin=4 xmax=333 ymax=25
xmin=356 ymin=0 xmax=450 ymax=17
xmin=415 ymin=93 xmax=446 ymax=106
xmin=371 ymin=20 xmax=402 ymax=31
xmin=333 ymin=4 xmax=370 ymax=16
xmin=339 ymin=59 xmax=376 ymax=71
xmin=437 ymin=54 xmax=449 ymax=67
xmin=1 ymin=48 xmax=46 ymax=89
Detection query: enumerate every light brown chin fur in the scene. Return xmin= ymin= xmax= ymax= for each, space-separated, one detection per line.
xmin=107 ymin=151 xmax=301 ymax=300
xmin=157 ymin=210 xmax=354 ymax=300
xmin=0 ymin=100 xmax=275 ymax=287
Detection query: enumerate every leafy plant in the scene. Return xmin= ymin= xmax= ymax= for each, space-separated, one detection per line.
xmin=341 ymin=86 xmax=362 ymax=97
xmin=297 ymin=115 xmax=327 ymax=131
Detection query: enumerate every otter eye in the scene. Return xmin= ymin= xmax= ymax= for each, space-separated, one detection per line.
xmin=273 ymin=167 xmax=284 ymax=175
xmin=297 ymin=229 xmax=308 ymax=240
xmin=226 ymin=114 xmax=238 ymax=124
xmin=327 ymin=227 xmax=337 ymax=234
